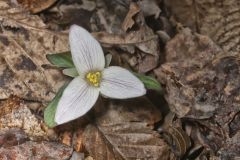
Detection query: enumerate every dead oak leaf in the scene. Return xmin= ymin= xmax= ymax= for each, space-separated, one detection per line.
xmin=82 ymin=97 xmax=176 ymax=160
xmin=0 ymin=1 xmax=68 ymax=102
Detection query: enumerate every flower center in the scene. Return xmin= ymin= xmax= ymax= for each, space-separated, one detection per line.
xmin=85 ymin=71 xmax=102 ymax=87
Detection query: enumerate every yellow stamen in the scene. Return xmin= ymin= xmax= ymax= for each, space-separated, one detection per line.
xmin=85 ymin=71 xmax=102 ymax=87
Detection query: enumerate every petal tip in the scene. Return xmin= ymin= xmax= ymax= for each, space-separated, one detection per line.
xmin=70 ymin=24 xmax=82 ymax=32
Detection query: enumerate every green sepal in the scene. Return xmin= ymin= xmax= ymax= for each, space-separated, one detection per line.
xmin=105 ymin=54 xmax=112 ymax=67
xmin=46 ymin=51 xmax=74 ymax=68
xmin=134 ymin=73 xmax=161 ymax=91
xmin=44 ymin=83 xmax=69 ymax=128
xmin=63 ymin=68 xmax=79 ymax=77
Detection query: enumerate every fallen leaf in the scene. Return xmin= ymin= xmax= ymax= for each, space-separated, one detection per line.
xmin=92 ymin=2 xmax=160 ymax=73
xmin=155 ymin=28 xmax=240 ymax=154
xmin=218 ymin=131 xmax=240 ymax=159
xmin=0 ymin=1 xmax=68 ymax=102
xmin=165 ymin=0 xmax=240 ymax=53
xmin=0 ymin=96 xmax=51 ymax=140
xmin=82 ymin=97 xmax=176 ymax=160
xmin=0 ymin=128 xmax=29 ymax=147
xmin=161 ymin=113 xmax=191 ymax=158
xmin=15 ymin=0 xmax=57 ymax=13
xmin=121 ymin=3 xmax=140 ymax=32
xmin=92 ymin=31 xmax=158 ymax=46
xmin=0 ymin=141 xmax=73 ymax=160
xmin=43 ymin=0 xmax=96 ymax=30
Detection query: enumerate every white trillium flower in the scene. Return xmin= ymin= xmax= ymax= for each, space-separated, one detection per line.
xmin=55 ymin=25 xmax=146 ymax=125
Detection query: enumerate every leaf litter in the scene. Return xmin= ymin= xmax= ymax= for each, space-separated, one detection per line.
xmin=0 ymin=0 xmax=239 ymax=159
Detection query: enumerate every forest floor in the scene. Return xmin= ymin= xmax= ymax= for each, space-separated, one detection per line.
xmin=0 ymin=0 xmax=239 ymax=159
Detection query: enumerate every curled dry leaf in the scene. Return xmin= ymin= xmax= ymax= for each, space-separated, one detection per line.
xmin=121 ymin=2 xmax=141 ymax=32
xmin=0 ymin=141 xmax=73 ymax=160
xmin=165 ymin=0 xmax=240 ymax=53
xmin=14 ymin=0 xmax=57 ymax=13
xmin=0 ymin=1 xmax=68 ymax=102
xmin=82 ymin=97 xmax=176 ymax=160
xmin=0 ymin=96 xmax=52 ymax=140
xmin=161 ymin=113 xmax=191 ymax=158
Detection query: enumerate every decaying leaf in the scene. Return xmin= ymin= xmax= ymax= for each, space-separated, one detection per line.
xmin=14 ymin=0 xmax=57 ymax=13
xmin=91 ymin=2 xmax=160 ymax=73
xmin=0 ymin=122 xmax=69 ymax=159
xmin=217 ymin=131 xmax=240 ymax=159
xmin=155 ymin=28 xmax=240 ymax=154
xmin=0 ymin=1 xmax=68 ymax=102
xmin=0 ymin=96 xmax=52 ymax=140
xmin=165 ymin=0 xmax=240 ymax=54
xmin=161 ymin=113 xmax=191 ymax=158
xmin=43 ymin=0 xmax=97 ymax=31
xmin=0 ymin=128 xmax=29 ymax=147
xmin=0 ymin=141 xmax=73 ymax=160
xmin=121 ymin=2 xmax=141 ymax=32
xmin=155 ymin=28 xmax=237 ymax=120
xmin=82 ymin=97 xmax=175 ymax=160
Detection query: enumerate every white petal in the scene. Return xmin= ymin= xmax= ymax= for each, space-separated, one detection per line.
xmin=69 ymin=25 xmax=105 ymax=74
xmin=55 ymin=77 xmax=99 ymax=124
xmin=100 ymin=66 xmax=146 ymax=99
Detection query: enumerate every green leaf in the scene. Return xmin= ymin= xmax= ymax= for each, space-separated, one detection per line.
xmin=134 ymin=73 xmax=161 ymax=91
xmin=44 ymin=83 xmax=68 ymax=128
xmin=46 ymin=52 xmax=74 ymax=68
xmin=63 ymin=68 xmax=79 ymax=77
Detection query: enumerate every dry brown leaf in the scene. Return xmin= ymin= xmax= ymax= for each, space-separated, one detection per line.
xmin=0 ymin=1 xmax=68 ymax=102
xmin=217 ymin=131 xmax=240 ymax=159
xmin=165 ymin=0 xmax=240 ymax=53
xmin=14 ymin=0 xmax=57 ymax=13
xmin=0 ymin=96 xmax=53 ymax=140
xmin=82 ymin=97 xmax=176 ymax=160
xmin=0 ymin=121 xmax=71 ymax=159
xmin=93 ymin=30 xmax=158 ymax=46
xmin=0 ymin=141 xmax=73 ymax=160
xmin=92 ymin=2 xmax=160 ymax=73
xmin=155 ymin=28 xmax=240 ymax=154
xmin=121 ymin=3 xmax=140 ymax=32
xmin=162 ymin=113 xmax=191 ymax=158
xmin=0 ymin=128 xmax=29 ymax=147
xmin=43 ymin=0 xmax=96 ymax=30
